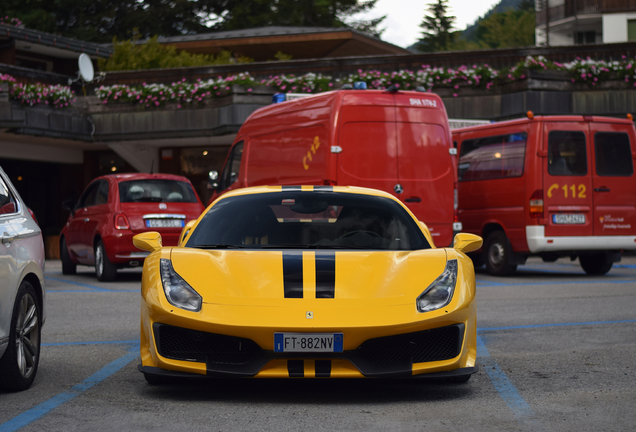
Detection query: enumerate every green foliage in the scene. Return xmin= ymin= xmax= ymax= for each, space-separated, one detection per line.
xmin=98 ymin=34 xmax=253 ymax=72
xmin=1 ymin=1 xmax=386 ymax=42
xmin=479 ymin=8 xmax=535 ymax=48
xmin=274 ymin=52 xmax=293 ymax=62
xmin=417 ymin=0 xmax=456 ymax=52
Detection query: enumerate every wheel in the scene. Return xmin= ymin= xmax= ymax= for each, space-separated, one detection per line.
xmin=60 ymin=237 xmax=76 ymax=275
xmin=95 ymin=240 xmax=117 ymax=282
xmin=579 ymin=252 xmax=613 ymax=275
xmin=484 ymin=231 xmax=517 ymax=276
xmin=0 ymin=281 xmax=41 ymax=391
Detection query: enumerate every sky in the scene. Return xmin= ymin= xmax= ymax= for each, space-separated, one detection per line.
xmin=353 ymin=0 xmax=501 ymax=48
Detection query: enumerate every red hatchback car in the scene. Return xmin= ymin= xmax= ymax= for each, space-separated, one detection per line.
xmin=60 ymin=173 xmax=204 ymax=281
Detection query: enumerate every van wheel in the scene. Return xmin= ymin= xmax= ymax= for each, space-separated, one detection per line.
xmin=60 ymin=237 xmax=76 ymax=275
xmin=95 ymin=240 xmax=117 ymax=282
xmin=485 ymin=231 xmax=517 ymax=276
xmin=579 ymin=253 xmax=613 ymax=275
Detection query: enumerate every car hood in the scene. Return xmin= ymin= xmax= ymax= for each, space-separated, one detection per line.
xmin=169 ymin=248 xmax=448 ymax=306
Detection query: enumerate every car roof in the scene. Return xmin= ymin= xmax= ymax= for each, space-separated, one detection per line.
xmin=94 ymin=173 xmax=192 ymax=183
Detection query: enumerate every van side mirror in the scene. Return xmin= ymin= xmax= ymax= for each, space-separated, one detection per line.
xmin=133 ymin=231 xmax=163 ymax=252
xmin=453 ymin=233 xmax=483 ymax=254
xmin=208 ymin=170 xmax=219 ymax=190
xmin=62 ymin=199 xmax=76 ymax=216
xmin=179 ymin=220 xmax=197 ymax=245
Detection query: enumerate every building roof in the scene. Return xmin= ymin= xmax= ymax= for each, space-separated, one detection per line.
xmin=0 ymin=24 xmax=111 ymax=60
xmin=152 ymin=26 xmax=410 ymax=61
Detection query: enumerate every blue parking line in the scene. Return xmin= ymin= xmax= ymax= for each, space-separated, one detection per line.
xmin=478 ymin=319 xmax=636 ymax=333
xmin=46 ymin=289 xmax=138 ymax=293
xmin=0 ymin=345 xmax=139 ymax=432
xmin=477 ymin=336 xmax=545 ymax=430
xmin=44 ymin=276 xmax=112 ymax=292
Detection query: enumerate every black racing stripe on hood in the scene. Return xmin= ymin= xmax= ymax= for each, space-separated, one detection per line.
xmin=313 ymin=186 xmax=333 ymax=192
xmin=282 ymin=250 xmax=303 ymax=298
xmin=315 ymin=251 xmax=335 ymax=298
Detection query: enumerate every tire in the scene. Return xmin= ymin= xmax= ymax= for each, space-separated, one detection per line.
xmin=0 ymin=281 xmax=41 ymax=391
xmin=579 ymin=252 xmax=614 ymax=275
xmin=95 ymin=240 xmax=117 ymax=282
xmin=60 ymin=237 xmax=76 ymax=275
xmin=484 ymin=231 xmax=517 ymax=276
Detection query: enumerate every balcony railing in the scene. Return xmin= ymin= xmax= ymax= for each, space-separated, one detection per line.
xmin=537 ymin=0 xmax=636 ymax=25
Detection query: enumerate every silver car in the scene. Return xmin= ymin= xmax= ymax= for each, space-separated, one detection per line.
xmin=0 ymin=166 xmax=45 ymax=391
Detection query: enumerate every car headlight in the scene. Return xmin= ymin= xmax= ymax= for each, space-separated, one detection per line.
xmin=160 ymin=259 xmax=202 ymax=312
xmin=416 ymin=259 xmax=457 ymax=312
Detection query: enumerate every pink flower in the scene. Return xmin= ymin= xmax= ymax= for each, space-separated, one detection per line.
xmin=453 ymin=93 xmax=458 ymax=97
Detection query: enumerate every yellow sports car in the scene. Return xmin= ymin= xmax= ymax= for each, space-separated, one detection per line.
xmin=134 ymin=186 xmax=482 ymax=383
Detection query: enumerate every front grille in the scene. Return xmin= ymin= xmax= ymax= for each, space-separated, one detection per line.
xmin=155 ymin=324 xmax=262 ymax=364
xmin=355 ymin=325 xmax=462 ymax=366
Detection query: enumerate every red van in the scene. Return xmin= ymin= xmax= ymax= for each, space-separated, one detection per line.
xmin=453 ymin=114 xmax=636 ymax=275
xmin=208 ymin=89 xmax=460 ymax=246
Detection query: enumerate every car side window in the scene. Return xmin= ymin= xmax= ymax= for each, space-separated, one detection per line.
xmin=0 ymin=175 xmax=18 ymax=215
xmin=95 ymin=181 xmax=109 ymax=205
xmin=594 ymin=132 xmax=634 ymax=177
xmin=77 ymin=182 xmax=100 ymax=209
xmin=548 ymin=131 xmax=588 ymax=176
xmin=219 ymin=141 xmax=244 ymax=191
xmin=458 ymin=132 xmax=527 ymax=181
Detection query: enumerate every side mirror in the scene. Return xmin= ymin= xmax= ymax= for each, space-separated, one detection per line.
xmin=453 ymin=233 xmax=483 ymax=254
xmin=207 ymin=170 xmax=219 ymax=190
xmin=62 ymin=199 xmax=76 ymax=216
xmin=179 ymin=220 xmax=197 ymax=245
xmin=418 ymin=221 xmax=436 ymax=248
xmin=133 ymin=231 xmax=163 ymax=252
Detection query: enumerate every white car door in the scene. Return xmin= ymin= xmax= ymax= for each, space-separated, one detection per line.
xmin=0 ymin=173 xmax=21 ymax=356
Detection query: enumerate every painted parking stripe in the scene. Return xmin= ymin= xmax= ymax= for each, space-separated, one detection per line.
xmin=477 ymin=336 xmax=546 ymax=431
xmin=43 ymin=340 xmax=138 ymax=347
xmin=44 ymin=276 xmax=112 ymax=292
xmin=478 ymin=319 xmax=636 ymax=333
xmin=0 ymin=345 xmax=139 ymax=432
xmin=476 ymin=278 xmax=636 ymax=288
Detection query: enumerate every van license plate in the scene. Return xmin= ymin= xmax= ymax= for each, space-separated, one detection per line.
xmin=145 ymin=219 xmax=184 ymax=228
xmin=274 ymin=333 xmax=343 ymax=353
xmin=552 ymin=214 xmax=585 ymax=224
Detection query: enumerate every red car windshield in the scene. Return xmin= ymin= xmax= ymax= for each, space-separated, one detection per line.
xmin=118 ymin=180 xmax=198 ymax=203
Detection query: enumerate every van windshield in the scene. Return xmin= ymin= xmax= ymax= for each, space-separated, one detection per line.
xmin=186 ymin=191 xmax=430 ymax=251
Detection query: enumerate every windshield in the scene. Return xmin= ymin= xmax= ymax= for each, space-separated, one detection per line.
xmin=186 ymin=191 xmax=430 ymax=250
xmin=118 ymin=180 xmax=198 ymax=203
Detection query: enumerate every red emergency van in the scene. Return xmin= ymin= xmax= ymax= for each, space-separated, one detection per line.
xmin=453 ymin=114 xmax=636 ymax=275
xmin=208 ymin=89 xmax=460 ymax=246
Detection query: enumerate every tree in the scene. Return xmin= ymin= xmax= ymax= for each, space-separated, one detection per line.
xmin=0 ymin=0 xmax=385 ymax=42
xmin=477 ymin=6 xmax=535 ymax=48
xmin=210 ymin=0 xmax=385 ymax=38
xmin=417 ymin=0 xmax=456 ymax=52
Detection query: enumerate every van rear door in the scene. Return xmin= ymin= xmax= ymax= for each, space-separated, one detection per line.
xmin=337 ymin=94 xmax=398 ymax=196
xmin=394 ymin=94 xmax=454 ymax=246
xmin=542 ymin=121 xmax=594 ymax=237
xmin=589 ymin=122 xmax=636 ymax=236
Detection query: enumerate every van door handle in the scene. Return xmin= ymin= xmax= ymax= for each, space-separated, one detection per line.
xmin=594 ymin=187 xmax=610 ymax=192
xmin=404 ymin=197 xmax=422 ymax=203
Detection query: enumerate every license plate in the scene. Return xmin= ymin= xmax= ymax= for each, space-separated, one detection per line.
xmin=552 ymin=214 xmax=585 ymax=224
xmin=145 ymin=219 xmax=184 ymax=228
xmin=274 ymin=333 xmax=343 ymax=353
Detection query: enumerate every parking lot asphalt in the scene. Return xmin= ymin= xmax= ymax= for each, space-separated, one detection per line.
xmin=1 ymin=256 xmax=635 ymax=432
